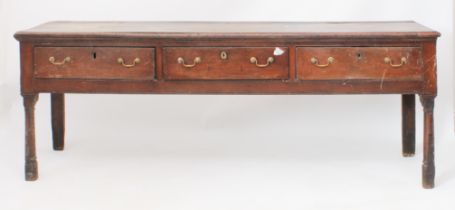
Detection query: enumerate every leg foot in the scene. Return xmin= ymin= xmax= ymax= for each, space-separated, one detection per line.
xmin=402 ymin=153 xmax=415 ymax=157
xmin=25 ymin=159 xmax=38 ymax=181
xmin=422 ymin=162 xmax=435 ymax=189
xmin=51 ymin=93 xmax=65 ymax=151
xmin=402 ymin=94 xmax=415 ymax=157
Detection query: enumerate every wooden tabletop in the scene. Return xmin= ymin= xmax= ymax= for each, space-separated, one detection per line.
xmin=15 ymin=21 xmax=440 ymax=40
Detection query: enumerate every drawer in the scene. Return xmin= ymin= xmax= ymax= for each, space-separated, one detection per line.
xmin=297 ymin=47 xmax=423 ymax=80
xmin=163 ymin=47 xmax=289 ymax=80
xmin=34 ymin=47 xmax=155 ymax=80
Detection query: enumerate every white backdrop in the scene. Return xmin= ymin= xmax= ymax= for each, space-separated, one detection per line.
xmin=0 ymin=0 xmax=454 ymax=210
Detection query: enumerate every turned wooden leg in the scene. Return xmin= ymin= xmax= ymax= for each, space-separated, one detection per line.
xmin=51 ymin=93 xmax=65 ymax=151
xmin=402 ymin=94 xmax=415 ymax=157
xmin=419 ymin=94 xmax=435 ymax=189
xmin=23 ymin=94 xmax=39 ymax=181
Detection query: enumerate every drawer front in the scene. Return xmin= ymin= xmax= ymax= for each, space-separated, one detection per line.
xmin=34 ymin=47 xmax=155 ymax=80
xmin=297 ymin=47 xmax=423 ymax=80
xmin=163 ymin=47 xmax=289 ymax=80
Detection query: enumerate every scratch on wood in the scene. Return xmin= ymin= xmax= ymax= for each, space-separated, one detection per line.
xmin=422 ymin=55 xmax=436 ymax=74
xmin=379 ymin=69 xmax=387 ymax=90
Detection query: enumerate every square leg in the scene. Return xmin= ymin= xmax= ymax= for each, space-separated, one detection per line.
xmin=419 ymin=94 xmax=435 ymax=189
xmin=51 ymin=93 xmax=65 ymax=151
xmin=402 ymin=94 xmax=415 ymax=157
xmin=23 ymin=94 xmax=39 ymax=181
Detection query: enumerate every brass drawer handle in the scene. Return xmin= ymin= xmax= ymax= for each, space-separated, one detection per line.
xmin=177 ymin=57 xmax=201 ymax=68
xmin=310 ymin=57 xmax=334 ymax=68
xmin=49 ymin=56 xmax=71 ymax=65
xmin=384 ymin=57 xmax=407 ymax=67
xmin=117 ymin=57 xmax=140 ymax=68
xmin=250 ymin=57 xmax=274 ymax=68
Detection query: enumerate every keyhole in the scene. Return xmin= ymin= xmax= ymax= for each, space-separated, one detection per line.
xmin=92 ymin=52 xmax=97 ymax=59
xmin=356 ymin=52 xmax=362 ymax=60
xmin=220 ymin=51 xmax=228 ymax=60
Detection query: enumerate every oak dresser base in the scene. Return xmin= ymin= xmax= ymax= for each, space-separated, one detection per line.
xmin=15 ymin=21 xmax=440 ymax=188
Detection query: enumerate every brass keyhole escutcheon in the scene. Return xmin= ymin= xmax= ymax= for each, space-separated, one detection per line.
xmin=220 ymin=51 xmax=228 ymax=60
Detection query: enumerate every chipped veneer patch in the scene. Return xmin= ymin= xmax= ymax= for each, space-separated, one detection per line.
xmin=273 ymin=47 xmax=285 ymax=56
